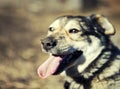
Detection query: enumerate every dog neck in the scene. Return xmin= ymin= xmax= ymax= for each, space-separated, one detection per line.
xmin=65 ymin=36 xmax=108 ymax=80
xmin=65 ymin=44 xmax=119 ymax=84
xmin=77 ymin=46 xmax=104 ymax=73
xmin=74 ymin=36 xmax=105 ymax=73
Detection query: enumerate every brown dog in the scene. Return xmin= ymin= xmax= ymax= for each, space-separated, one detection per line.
xmin=38 ymin=14 xmax=120 ymax=89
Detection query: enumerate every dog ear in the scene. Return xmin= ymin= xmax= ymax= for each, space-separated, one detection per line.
xmin=91 ymin=14 xmax=115 ymax=35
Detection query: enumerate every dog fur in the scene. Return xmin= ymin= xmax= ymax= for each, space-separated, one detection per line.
xmin=38 ymin=14 xmax=120 ymax=89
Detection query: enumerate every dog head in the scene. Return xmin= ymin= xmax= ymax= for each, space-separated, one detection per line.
xmin=37 ymin=14 xmax=115 ymax=78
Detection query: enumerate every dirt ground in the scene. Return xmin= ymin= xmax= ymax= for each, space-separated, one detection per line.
xmin=0 ymin=6 xmax=120 ymax=89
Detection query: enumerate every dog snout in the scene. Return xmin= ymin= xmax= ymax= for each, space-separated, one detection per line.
xmin=41 ymin=36 xmax=57 ymax=50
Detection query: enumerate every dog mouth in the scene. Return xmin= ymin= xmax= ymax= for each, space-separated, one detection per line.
xmin=37 ymin=51 xmax=82 ymax=79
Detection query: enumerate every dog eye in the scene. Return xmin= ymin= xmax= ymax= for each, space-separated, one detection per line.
xmin=49 ymin=27 xmax=55 ymax=32
xmin=69 ymin=29 xmax=80 ymax=33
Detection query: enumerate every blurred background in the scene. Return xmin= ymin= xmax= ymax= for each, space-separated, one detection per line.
xmin=0 ymin=0 xmax=120 ymax=89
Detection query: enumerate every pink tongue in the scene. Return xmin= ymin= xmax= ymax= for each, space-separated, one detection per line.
xmin=37 ymin=55 xmax=62 ymax=78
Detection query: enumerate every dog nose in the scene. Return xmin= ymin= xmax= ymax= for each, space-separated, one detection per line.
xmin=41 ymin=36 xmax=57 ymax=50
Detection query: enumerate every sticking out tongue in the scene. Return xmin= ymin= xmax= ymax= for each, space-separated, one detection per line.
xmin=37 ymin=55 xmax=63 ymax=78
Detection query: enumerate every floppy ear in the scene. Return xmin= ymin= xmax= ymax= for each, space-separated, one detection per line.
xmin=91 ymin=14 xmax=115 ymax=35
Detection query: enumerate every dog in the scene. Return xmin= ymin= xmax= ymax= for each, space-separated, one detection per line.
xmin=37 ymin=14 xmax=120 ymax=89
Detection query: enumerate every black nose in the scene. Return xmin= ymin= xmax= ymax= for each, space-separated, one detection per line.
xmin=41 ymin=36 xmax=57 ymax=50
